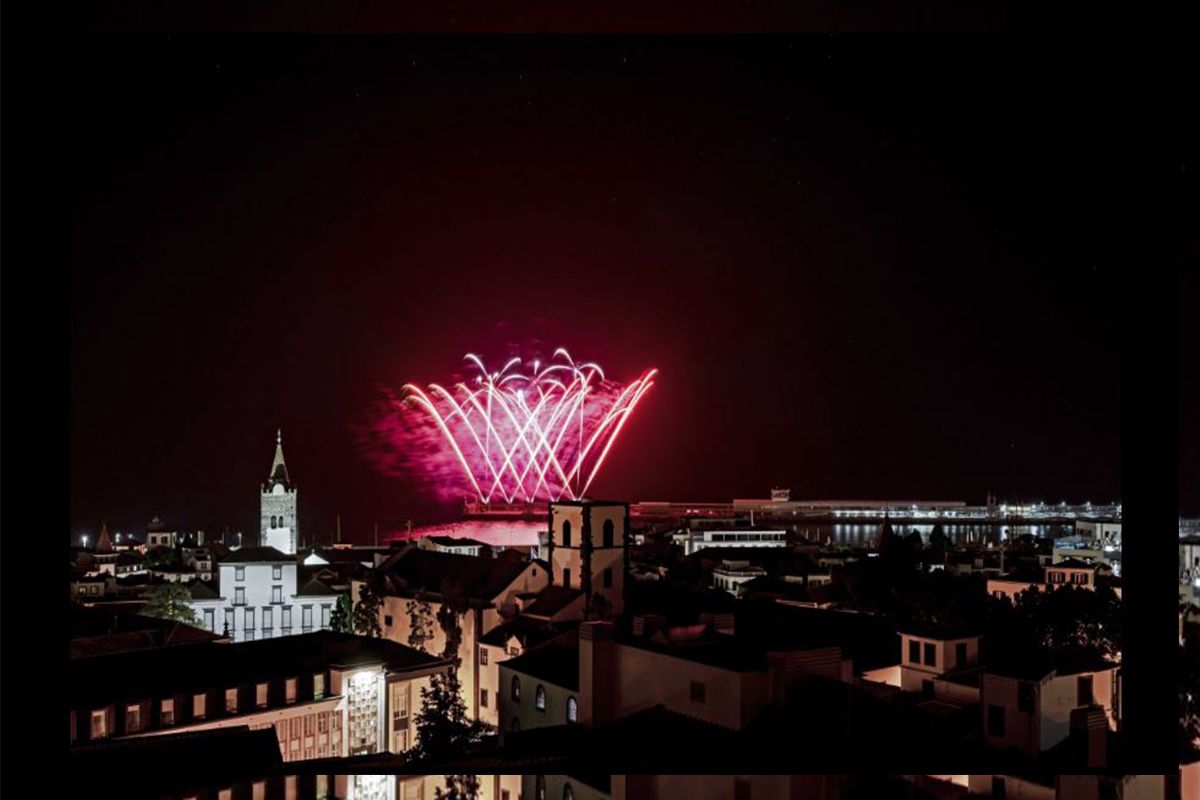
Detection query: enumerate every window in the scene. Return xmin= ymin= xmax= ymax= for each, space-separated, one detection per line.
xmin=286 ymin=678 xmax=297 ymax=704
xmin=235 ymin=587 xmax=246 ymax=606
xmin=193 ymin=693 xmax=206 ymax=719
xmin=987 ymin=704 xmax=1006 ymax=737
xmin=285 ymin=776 xmax=298 ymax=800
xmin=226 ymin=688 xmax=238 ymax=714
xmin=272 ymin=585 xmax=283 ymax=604
xmin=511 ymin=676 xmax=521 ymax=702
xmin=126 ymin=703 xmax=142 ymax=733
xmin=535 ymin=775 xmax=546 ymax=800
xmin=603 ymin=568 xmax=613 ymax=589
xmin=602 ymin=519 xmax=615 ymax=548
xmin=955 ymin=642 xmax=968 ymax=667
xmin=690 ymin=680 xmax=707 ymax=703
xmin=908 ymin=640 xmax=920 ymax=664
xmin=734 ymin=779 xmax=752 ymax=800
xmin=567 ymin=696 xmax=578 ymax=723
xmin=481 ymin=689 xmax=489 ymax=708
xmin=282 ymin=606 xmax=292 ymax=630
xmin=923 ymin=642 xmax=936 ymax=667
xmin=321 ymin=605 xmax=331 ymax=628
xmin=224 ymin=608 xmax=235 ymax=634
xmin=314 ymin=673 xmax=326 ymax=699
xmin=480 ymin=647 xmax=489 ymax=665
xmin=316 ymin=775 xmax=329 ymax=800
xmin=161 ymin=698 xmax=175 ymax=726
xmin=563 ymin=568 xmax=571 ymax=586
xmin=1018 ymin=683 xmax=1034 ymax=713
xmin=1078 ymin=674 xmax=1094 ymax=705
xmin=220 ymin=790 xmax=233 ymax=800
xmin=204 ymin=608 xmax=215 ymax=632
xmin=91 ymin=709 xmax=108 ymax=739
xmin=535 ymin=684 xmax=547 ymax=711
xmin=263 ymin=607 xmax=273 ymax=632
xmin=385 ymin=615 xmax=394 ymax=627
xmin=273 ymin=565 xmax=282 ymax=580
xmin=245 ymin=607 xmax=255 ymax=632
xmin=562 ymin=520 xmax=572 ymax=547
xmin=922 ymin=679 xmax=933 ymax=698
xmin=302 ymin=605 xmax=313 ymax=630
xmin=235 ymin=566 xmax=246 ymax=581
xmin=563 ymin=784 xmax=574 ymax=800
xmin=253 ymin=781 xmax=266 ymax=800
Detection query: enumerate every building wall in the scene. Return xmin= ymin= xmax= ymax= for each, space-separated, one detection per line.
xmin=1038 ymin=669 xmax=1117 ymax=753
xmin=498 ymin=666 xmax=578 ymax=736
xmin=611 ymin=644 xmax=769 ymax=730
xmin=965 ymin=775 xmax=1054 ymax=800
xmin=899 ymin=634 xmax=980 ymax=692
xmin=550 ymin=503 xmax=626 ymax=616
xmin=521 ymin=775 xmax=609 ymax=800
xmin=981 ymin=674 xmax=1041 ymax=754
xmin=194 ymin=562 xmax=336 ymax=642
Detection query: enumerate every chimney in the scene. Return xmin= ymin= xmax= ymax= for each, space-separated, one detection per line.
xmin=631 ymin=613 xmax=665 ymax=638
xmin=1069 ymin=705 xmax=1108 ymax=768
xmin=579 ymin=620 xmax=616 ymax=727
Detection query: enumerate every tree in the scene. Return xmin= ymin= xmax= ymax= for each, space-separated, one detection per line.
xmin=409 ymin=577 xmax=489 ymax=761
xmin=352 ymin=581 xmax=383 ymax=638
xmin=991 ymin=583 xmax=1123 ymax=662
xmin=436 ymin=776 xmax=481 ymax=800
xmin=928 ymin=524 xmax=948 ymax=553
xmin=329 ymin=592 xmax=352 ymax=634
xmin=1181 ymin=626 xmax=1200 ymax=753
xmin=407 ymin=591 xmax=435 ymax=653
xmin=142 ymin=583 xmax=200 ymax=625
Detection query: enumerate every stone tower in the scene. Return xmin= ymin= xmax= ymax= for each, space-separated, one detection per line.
xmin=547 ymin=500 xmax=628 ymax=617
xmin=260 ymin=429 xmax=298 ymax=553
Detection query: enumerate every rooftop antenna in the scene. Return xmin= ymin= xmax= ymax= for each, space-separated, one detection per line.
xmin=336 ymin=514 xmax=342 ymax=545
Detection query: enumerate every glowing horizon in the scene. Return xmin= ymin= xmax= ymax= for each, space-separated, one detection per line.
xmin=388 ymin=349 xmax=656 ymax=503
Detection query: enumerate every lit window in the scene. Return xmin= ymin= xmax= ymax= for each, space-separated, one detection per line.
xmin=161 ymin=698 xmax=175 ymax=726
xmin=253 ymin=781 xmax=266 ymax=800
xmin=314 ymin=673 xmax=326 ymax=699
xmin=193 ymin=693 xmax=207 ymax=719
xmin=286 ymin=678 xmax=297 ymax=704
xmin=256 ymin=683 xmax=268 ymax=708
xmin=226 ymin=688 xmax=238 ymax=713
xmin=535 ymin=685 xmax=546 ymax=711
xmin=91 ymin=709 xmax=108 ymax=739
xmin=567 ymin=696 xmax=578 ymax=723
xmin=285 ymin=776 xmax=298 ymax=800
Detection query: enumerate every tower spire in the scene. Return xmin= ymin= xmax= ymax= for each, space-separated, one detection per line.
xmin=268 ymin=428 xmax=290 ymax=488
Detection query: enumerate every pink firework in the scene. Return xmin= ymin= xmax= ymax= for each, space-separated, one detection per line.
xmin=392 ymin=349 xmax=656 ymax=503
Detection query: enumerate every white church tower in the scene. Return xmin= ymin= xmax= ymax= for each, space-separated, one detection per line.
xmin=261 ymin=429 xmax=298 ymax=554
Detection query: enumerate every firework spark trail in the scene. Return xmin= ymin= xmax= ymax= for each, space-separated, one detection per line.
xmin=387 ymin=350 xmax=656 ymax=503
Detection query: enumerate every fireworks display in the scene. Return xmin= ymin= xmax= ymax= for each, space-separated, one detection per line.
xmin=366 ymin=349 xmax=656 ymax=503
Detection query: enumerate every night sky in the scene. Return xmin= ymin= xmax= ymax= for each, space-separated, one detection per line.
xmin=71 ymin=37 xmax=1140 ymax=542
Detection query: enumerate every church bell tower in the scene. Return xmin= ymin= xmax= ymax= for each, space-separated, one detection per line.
xmin=260 ymin=429 xmax=298 ymax=553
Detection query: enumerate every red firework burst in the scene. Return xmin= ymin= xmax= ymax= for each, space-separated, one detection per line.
xmin=368 ymin=349 xmax=656 ymax=503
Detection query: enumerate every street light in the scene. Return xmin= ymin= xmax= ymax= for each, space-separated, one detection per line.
xmin=81 ymin=535 xmax=89 ymax=549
